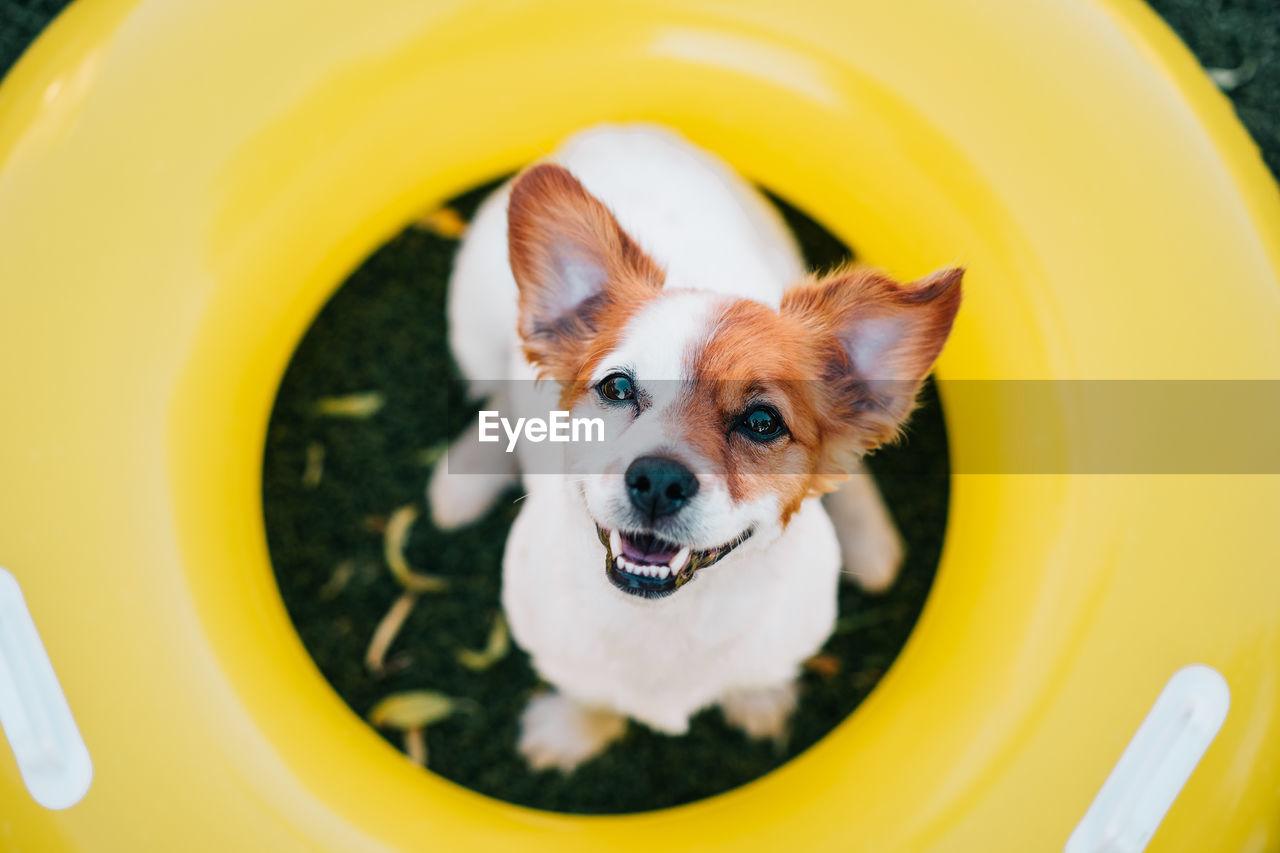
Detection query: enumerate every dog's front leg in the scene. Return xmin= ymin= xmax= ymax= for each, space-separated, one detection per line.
xmin=426 ymin=400 xmax=520 ymax=530
xmin=719 ymin=681 xmax=799 ymax=745
xmin=823 ymin=460 xmax=904 ymax=593
xmin=517 ymin=690 xmax=627 ymax=773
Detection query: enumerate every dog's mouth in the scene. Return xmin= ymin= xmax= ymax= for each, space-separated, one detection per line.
xmin=594 ymin=525 xmax=753 ymax=599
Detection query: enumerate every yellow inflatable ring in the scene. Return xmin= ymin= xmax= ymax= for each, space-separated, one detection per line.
xmin=2 ymin=0 xmax=1279 ymax=849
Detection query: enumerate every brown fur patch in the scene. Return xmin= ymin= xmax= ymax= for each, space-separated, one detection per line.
xmin=674 ymin=267 xmax=962 ymax=522
xmin=507 ymin=163 xmax=665 ymax=402
xmin=780 ymin=265 xmax=962 ymax=459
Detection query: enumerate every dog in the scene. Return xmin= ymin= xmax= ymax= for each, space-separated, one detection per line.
xmin=429 ymin=125 xmax=961 ymax=771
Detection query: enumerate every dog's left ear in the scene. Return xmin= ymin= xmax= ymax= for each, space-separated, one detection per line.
xmin=508 ymin=163 xmax=664 ymax=377
xmin=783 ymin=266 xmax=962 ymax=447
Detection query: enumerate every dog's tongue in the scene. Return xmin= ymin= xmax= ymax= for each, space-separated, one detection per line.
xmin=620 ymin=531 xmax=680 ymax=565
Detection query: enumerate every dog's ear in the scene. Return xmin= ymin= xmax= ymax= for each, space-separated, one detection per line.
xmin=783 ymin=266 xmax=962 ymax=450
xmin=508 ymin=164 xmax=663 ymax=377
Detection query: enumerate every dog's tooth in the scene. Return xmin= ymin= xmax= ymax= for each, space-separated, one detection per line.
xmin=670 ymin=546 xmax=691 ymax=571
xmin=657 ymin=564 xmax=670 ymax=579
xmin=609 ymin=529 xmax=621 ymax=557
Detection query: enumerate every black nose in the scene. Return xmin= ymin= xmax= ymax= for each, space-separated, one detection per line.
xmin=625 ymin=456 xmax=699 ymax=520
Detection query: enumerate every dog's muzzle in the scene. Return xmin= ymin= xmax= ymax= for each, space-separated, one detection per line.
xmin=595 ymin=525 xmax=753 ymax=599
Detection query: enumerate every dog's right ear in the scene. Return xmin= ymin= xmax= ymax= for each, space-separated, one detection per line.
xmin=508 ymin=164 xmax=664 ymax=377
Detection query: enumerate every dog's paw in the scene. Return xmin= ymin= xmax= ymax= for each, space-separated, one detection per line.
xmin=426 ymin=466 xmax=515 ymax=530
xmin=517 ymin=691 xmax=626 ymax=773
xmin=719 ymin=682 xmax=798 ymax=744
xmin=839 ymin=519 xmax=904 ymax=594
xmin=824 ymin=470 xmax=905 ymax=593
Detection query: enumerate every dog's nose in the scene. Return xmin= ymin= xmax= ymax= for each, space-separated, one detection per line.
xmin=625 ymin=456 xmax=699 ymax=520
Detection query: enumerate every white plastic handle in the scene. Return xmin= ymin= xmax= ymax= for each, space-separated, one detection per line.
xmin=1065 ymin=664 xmax=1230 ymax=853
xmin=0 ymin=567 xmax=93 ymax=809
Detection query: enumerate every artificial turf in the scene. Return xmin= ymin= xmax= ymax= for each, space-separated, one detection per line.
xmin=4 ymin=0 xmax=1278 ymax=816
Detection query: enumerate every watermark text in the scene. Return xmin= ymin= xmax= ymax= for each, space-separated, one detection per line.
xmin=478 ymin=410 xmax=605 ymax=453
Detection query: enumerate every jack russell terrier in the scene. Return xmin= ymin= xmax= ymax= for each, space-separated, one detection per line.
xmin=429 ymin=125 xmax=961 ymax=771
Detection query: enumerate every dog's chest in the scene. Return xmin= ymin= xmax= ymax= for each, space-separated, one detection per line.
xmin=500 ymin=489 xmax=842 ymax=730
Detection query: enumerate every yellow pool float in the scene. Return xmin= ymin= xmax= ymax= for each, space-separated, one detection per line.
xmin=1 ymin=0 xmax=1278 ymax=850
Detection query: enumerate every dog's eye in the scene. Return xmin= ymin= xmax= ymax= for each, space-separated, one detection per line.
xmin=597 ymin=372 xmax=635 ymax=403
xmin=740 ymin=406 xmax=786 ymax=441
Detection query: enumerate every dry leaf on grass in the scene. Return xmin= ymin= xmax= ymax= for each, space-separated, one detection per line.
xmin=366 ymin=505 xmax=450 ymax=674
xmin=803 ymin=653 xmax=842 ymax=678
xmin=368 ymin=689 xmax=470 ymax=767
xmin=368 ymin=690 xmax=461 ymax=729
xmin=404 ymin=728 xmax=427 ymax=765
xmin=384 ymin=505 xmax=448 ymax=593
xmin=413 ymin=206 xmax=468 ymax=239
xmin=1207 ymin=59 xmax=1258 ymax=92
xmin=318 ymin=560 xmax=355 ymax=601
xmin=414 ymin=440 xmax=449 ymax=468
xmin=455 ymin=613 xmax=509 ymax=671
xmin=313 ymin=391 xmax=385 ymax=419
xmin=301 ymin=442 xmax=325 ymax=488
xmin=366 ymin=591 xmax=418 ymax=675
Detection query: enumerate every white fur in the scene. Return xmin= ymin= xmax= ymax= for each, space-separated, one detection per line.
xmin=517 ymin=692 xmax=626 ymax=772
xmin=502 ymin=485 xmax=840 ymax=734
xmin=590 ymin=291 xmax=721 ymax=383
xmin=719 ymin=682 xmax=800 ymax=743
xmin=433 ymin=124 xmax=902 ymax=771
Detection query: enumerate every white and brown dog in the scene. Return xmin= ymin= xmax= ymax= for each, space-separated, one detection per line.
xmin=429 ymin=125 xmax=960 ymax=771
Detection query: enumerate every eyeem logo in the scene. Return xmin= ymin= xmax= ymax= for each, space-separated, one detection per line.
xmin=478 ymin=411 xmax=605 ymax=453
